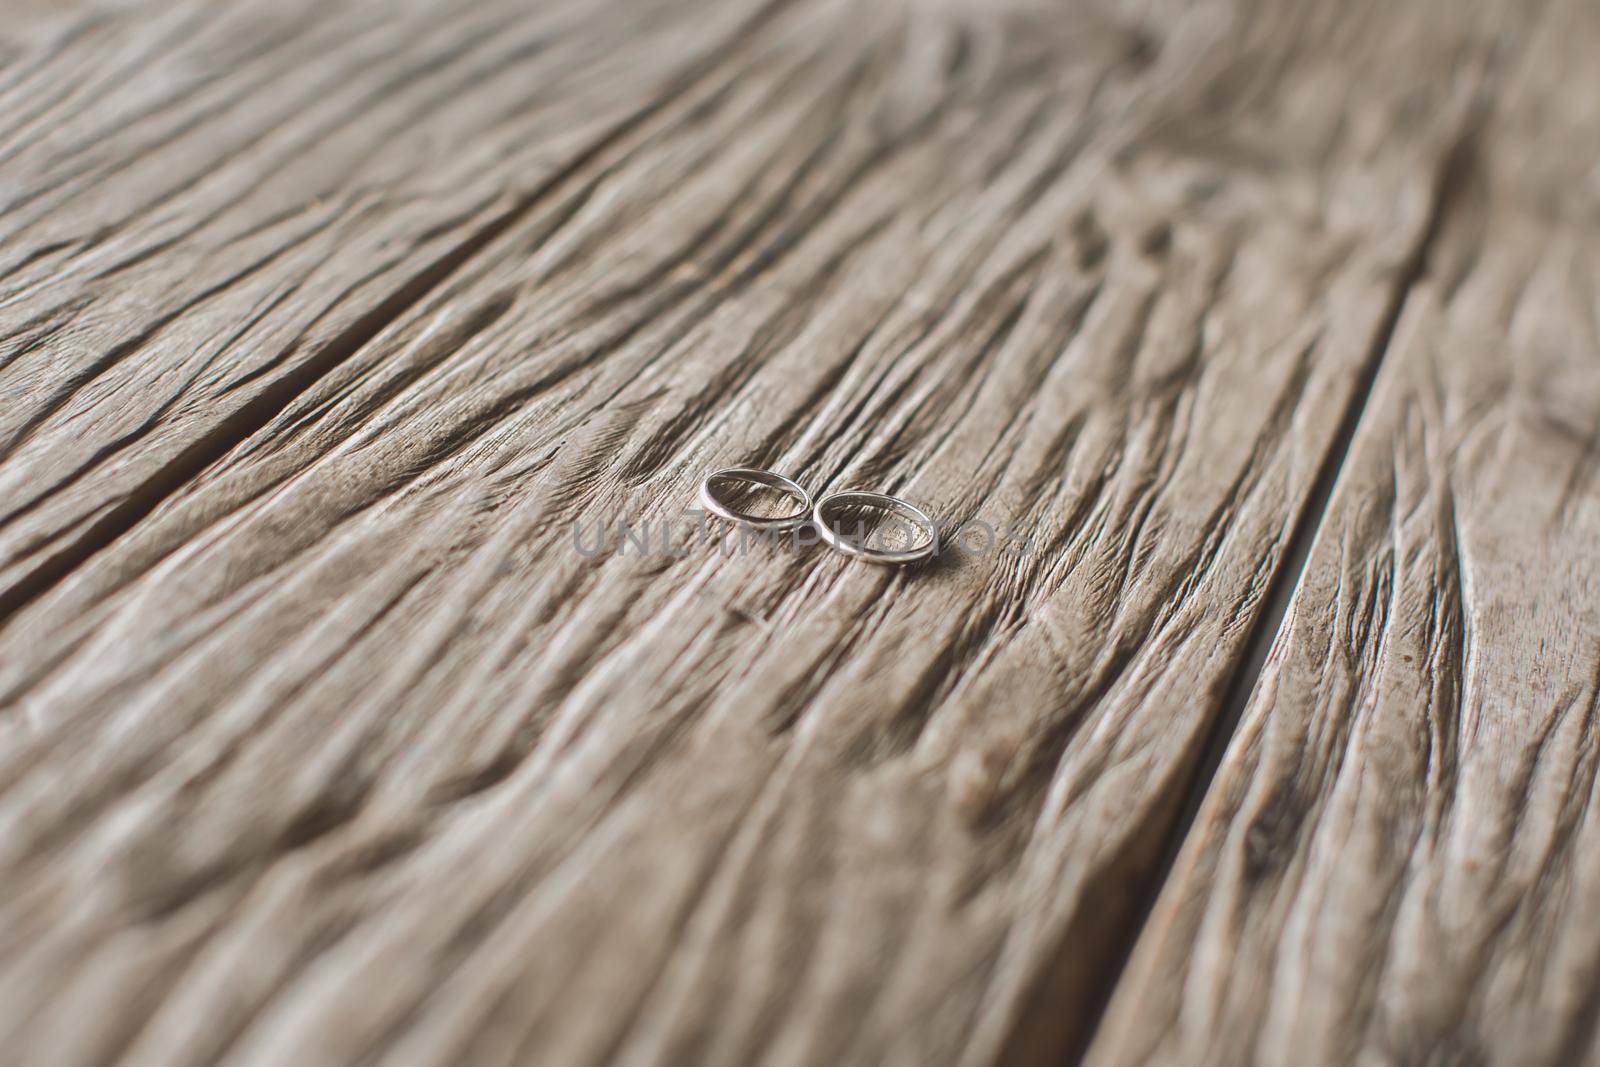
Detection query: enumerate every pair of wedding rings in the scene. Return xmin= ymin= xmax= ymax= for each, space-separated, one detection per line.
xmin=698 ymin=467 xmax=938 ymax=565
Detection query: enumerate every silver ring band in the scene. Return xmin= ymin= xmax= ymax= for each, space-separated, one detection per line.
xmin=699 ymin=467 xmax=811 ymax=530
xmin=812 ymin=490 xmax=938 ymax=565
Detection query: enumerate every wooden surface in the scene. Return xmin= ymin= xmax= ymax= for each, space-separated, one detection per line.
xmin=0 ymin=1 xmax=1593 ymax=1065
xmin=1088 ymin=1 xmax=1600 ymax=1062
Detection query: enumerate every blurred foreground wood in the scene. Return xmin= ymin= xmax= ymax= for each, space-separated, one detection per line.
xmin=0 ymin=0 xmax=1594 ymax=1065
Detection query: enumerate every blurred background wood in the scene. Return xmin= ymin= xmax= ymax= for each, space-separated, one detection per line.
xmin=0 ymin=0 xmax=1592 ymax=1065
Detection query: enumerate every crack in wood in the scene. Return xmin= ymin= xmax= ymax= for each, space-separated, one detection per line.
xmin=1062 ymin=106 xmax=1490 ymax=1067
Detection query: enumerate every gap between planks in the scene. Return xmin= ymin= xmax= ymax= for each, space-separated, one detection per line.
xmin=1056 ymin=107 xmax=1489 ymax=1063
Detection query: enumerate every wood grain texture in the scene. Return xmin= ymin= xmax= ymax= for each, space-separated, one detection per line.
xmin=0 ymin=0 xmax=771 ymax=607
xmin=1086 ymin=0 xmax=1600 ymax=1063
xmin=0 ymin=0 xmax=1562 ymax=1064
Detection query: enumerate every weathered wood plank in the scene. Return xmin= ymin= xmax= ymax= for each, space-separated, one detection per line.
xmin=0 ymin=0 xmax=774 ymax=608
xmin=1085 ymin=1 xmax=1600 ymax=1063
xmin=0 ymin=0 xmax=1520 ymax=1064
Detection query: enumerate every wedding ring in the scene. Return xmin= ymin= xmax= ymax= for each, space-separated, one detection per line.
xmin=699 ymin=467 xmax=811 ymax=530
xmin=812 ymin=490 xmax=938 ymax=565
